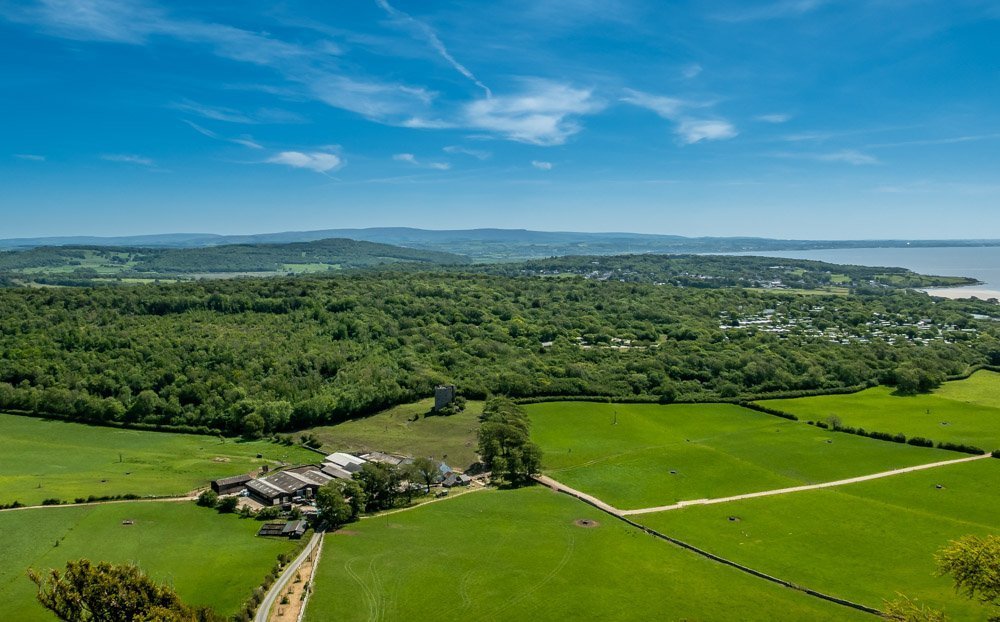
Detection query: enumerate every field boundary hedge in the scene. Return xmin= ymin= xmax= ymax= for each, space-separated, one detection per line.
xmin=742 ymin=402 xmax=988 ymax=456
xmin=539 ymin=481 xmax=882 ymax=617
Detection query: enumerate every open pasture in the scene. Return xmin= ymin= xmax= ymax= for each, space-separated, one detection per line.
xmin=757 ymin=370 xmax=1000 ymax=451
xmin=526 ymin=402 xmax=954 ymax=510
xmin=0 ymin=502 xmax=301 ymax=620
xmin=304 ymin=487 xmax=866 ymax=621
xmin=304 ymin=399 xmax=483 ymax=470
xmin=637 ymin=458 xmax=1000 ymax=620
xmin=0 ymin=413 xmax=317 ymax=506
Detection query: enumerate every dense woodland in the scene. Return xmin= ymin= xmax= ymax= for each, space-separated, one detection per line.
xmin=1 ymin=266 xmax=998 ymax=437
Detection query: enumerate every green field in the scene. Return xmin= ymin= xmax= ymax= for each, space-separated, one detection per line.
xmin=526 ymin=402 xmax=955 ymax=510
xmin=305 ymin=399 xmax=483 ymax=469
xmin=0 ymin=502 xmax=301 ymax=620
xmin=305 ymin=487 xmax=866 ymax=621
xmin=758 ymin=371 xmax=1000 ymax=451
xmin=0 ymin=413 xmax=318 ymax=506
xmin=637 ymin=458 xmax=1000 ymax=620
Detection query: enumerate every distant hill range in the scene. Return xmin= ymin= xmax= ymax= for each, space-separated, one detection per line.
xmin=0 ymin=238 xmax=468 ymax=284
xmin=2 ymin=228 xmax=999 ymax=261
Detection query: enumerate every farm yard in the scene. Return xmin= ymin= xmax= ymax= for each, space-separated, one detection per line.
xmin=635 ymin=457 xmax=1000 ymax=620
xmin=303 ymin=487 xmax=867 ymax=622
xmin=0 ymin=502 xmax=303 ymax=620
xmin=0 ymin=413 xmax=317 ymax=506
xmin=758 ymin=370 xmax=1000 ymax=451
xmin=526 ymin=402 xmax=958 ymax=510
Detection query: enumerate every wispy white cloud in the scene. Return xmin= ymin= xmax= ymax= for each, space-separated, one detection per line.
xmin=171 ymin=100 xmax=303 ymax=125
xmin=756 ymin=113 xmax=791 ymax=124
xmin=464 ymin=80 xmax=603 ymax=146
xmin=531 ymin=160 xmax=553 ymax=170
xmin=101 ymin=153 xmax=155 ymax=166
xmin=682 ymin=63 xmax=703 ymax=79
xmin=14 ymin=153 xmax=46 ymax=161
xmin=866 ymin=133 xmax=1000 ymax=149
xmin=622 ymin=89 xmax=737 ymax=144
xmin=676 ymin=119 xmax=738 ymax=144
xmin=444 ymin=145 xmax=491 ymax=160
xmin=230 ymin=136 xmax=263 ymax=149
xmin=713 ymin=0 xmax=828 ymax=22
xmin=374 ymin=0 xmax=491 ymax=97
xmin=622 ymin=89 xmax=686 ymax=118
xmin=182 ymin=120 xmax=263 ymax=149
xmin=393 ymin=152 xmax=450 ymax=170
xmin=8 ymin=1 xmax=434 ymax=128
xmin=772 ymin=149 xmax=880 ymax=165
xmin=267 ymin=151 xmax=343 ymax=173
xmin=815 ymin=149 xmax=879 ymax=165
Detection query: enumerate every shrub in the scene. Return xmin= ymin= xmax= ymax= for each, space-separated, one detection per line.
xmin=216 ymin=496 xmax=239 ymax=513
xmin=197 ymin=490 xmax=219 ymax=507
xmin=936 ymin=441 xmax=986 ymax=455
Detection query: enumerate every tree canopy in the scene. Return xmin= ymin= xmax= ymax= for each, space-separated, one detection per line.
xmin=27 ymin=559 xmax=222 ymax=622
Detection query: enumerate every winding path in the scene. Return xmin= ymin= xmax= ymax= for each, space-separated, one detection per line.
xmin=537 ymin=452 xmax=992 ymax=517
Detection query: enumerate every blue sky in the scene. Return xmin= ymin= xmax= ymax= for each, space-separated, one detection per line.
xmin=1 ymin=0 xmax=999 ymax=239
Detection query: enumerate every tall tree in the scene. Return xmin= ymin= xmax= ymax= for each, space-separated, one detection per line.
xmin=937 ymin=534 xmax=1000 ymax=618
xmin=477 ymin=397 xmax=542 ymax=486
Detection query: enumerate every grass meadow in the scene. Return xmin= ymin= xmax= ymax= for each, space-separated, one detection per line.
xmin=758 ymin=370 xmax=1000 ymax=451
xmin=305 ymin=487 xmax=867 ymax=622
xmin=526 ymin=402 xmax=955 ymax=510
xmin=0 ymin=413 xmax=318 ymax=506
xmin=305 ymin=398 xmax=483 ymax=469
xmin=0 ymin=502 xmax=301 ymax=620
xmin=638 ymin=458 xmax=1000 ymax=620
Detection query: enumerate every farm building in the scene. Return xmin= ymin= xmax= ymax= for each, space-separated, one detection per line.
xmin=324 ymin=452 xmax=367 ymax=473
xmin=210 ymin=473 xmax=253 ymax=495
xmin=282 ymin=520 xmax=308 ymax=539
xmin=320 ymin=463 xmax=354 ymax=480
xmin=246 ymin=467 xmax=334 ymax=506
xmin=257 ymin=522 xmax=287 ymax=537
xmin=442 ymin=473 xmax=472 ymax=488
xmin=258 ymin=520 xmax=308 ymax=539
xmin=361 ymin=451 xmax=411 ymax=467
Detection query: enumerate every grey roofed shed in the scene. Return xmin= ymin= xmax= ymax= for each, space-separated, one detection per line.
xmin=211 ymin=473 xmax=253 ymax=494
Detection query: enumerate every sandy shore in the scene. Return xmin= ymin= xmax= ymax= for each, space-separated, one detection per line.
xmin=922 ymin=287 xmax=1000 ymax=301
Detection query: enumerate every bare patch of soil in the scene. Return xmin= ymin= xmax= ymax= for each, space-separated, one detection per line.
xmin=574 ymin=519 xmax=600 ymax=528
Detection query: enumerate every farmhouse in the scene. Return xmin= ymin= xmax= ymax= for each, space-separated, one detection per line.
xmin=210 ymin=473 xmax=253 ymax=495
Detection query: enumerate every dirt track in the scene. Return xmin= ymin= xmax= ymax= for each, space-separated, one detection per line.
xmin=536 ymin=452 xmax=992 ymax=517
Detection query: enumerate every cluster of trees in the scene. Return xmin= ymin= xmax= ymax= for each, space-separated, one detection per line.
xmin=0 ymin=269 xmax=996 ymax=436
xmin=28 ymin=559 xmax=223 ymax=621
xmin=315 ymin=458 xmax=441 ymax=527
xmin=477 ymin=397 xmax=542 ymax=485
